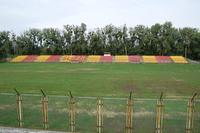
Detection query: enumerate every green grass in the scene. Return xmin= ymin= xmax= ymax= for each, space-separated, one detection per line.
xmin=0 ymin=63 xmax=200 ymax=133
xmin=0 ymin=63 xmax=200 ymax=98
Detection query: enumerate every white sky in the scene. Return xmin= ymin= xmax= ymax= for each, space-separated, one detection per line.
xmin=0 ymin=0 xmax=200 ymax=33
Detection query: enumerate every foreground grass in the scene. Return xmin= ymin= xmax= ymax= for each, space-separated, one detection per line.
xmin=0 ymin=63 xmax=200 ymax=98
xmin=0 ymin=94 xmax=199 ymax=133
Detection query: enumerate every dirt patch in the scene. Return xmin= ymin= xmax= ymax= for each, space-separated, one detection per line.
xmin=164 ymin=112 xmax=187 ymax=119
xmin=64 ymin=68 xmax=100 ymax=73
xmin=56 ymin=108 xmax=155 ymax=119
xmin=0 ymin=126 xmax=67 ymax=133
xmin=122 ymin=82 xmax=138 ymax=93
xmin=172 ymin=77 xmax=184 ymax=82
xmin=0 ymin=104 xmax=14 ymax=110
xmin=33 ymin=68 xmax=100 ymax=73
xmin=77 ymin=68 xmax=100 ymax=71
xmin=134 ymin=111 xmax=154 ymax=117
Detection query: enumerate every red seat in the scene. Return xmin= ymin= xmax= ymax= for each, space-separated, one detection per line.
xmin=23 ymin=55 xmax=38 ymax=62
xmin=71 ymin=55 xmax=87 ymax=63
xmin=156 ymin=56 xmax=172 ymax=63
xmin=128 ymin=56 xmax=141 ymax=63
xmin=46 ymin=55 xmax=61 ymax=62
xmin=100 ymin=56 xmax=113 ymax=63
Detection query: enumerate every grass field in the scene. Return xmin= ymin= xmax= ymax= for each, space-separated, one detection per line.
xmin=0 ymin=63 xmax=200 ymax=98
xmin=0 ymin=63 xmax=200 ymax=133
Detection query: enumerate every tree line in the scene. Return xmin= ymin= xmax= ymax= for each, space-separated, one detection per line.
xmin=0 ymin=22 xmax=200 ymax=60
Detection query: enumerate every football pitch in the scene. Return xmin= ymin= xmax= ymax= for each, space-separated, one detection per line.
xmin=0 ymin=63 xmax=199 ymax=98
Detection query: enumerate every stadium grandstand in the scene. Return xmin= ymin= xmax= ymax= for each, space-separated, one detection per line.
xmin=60 ymin=55 xmax=73 ymax=62
xmin=143 ymin=56 xmax=157 ymax=63
xmin=170 ymin=56 xmax=188 ymax=63
xmin=10 ymin=55 xmax=188 ymax=64
xmin=10 ymin=55 xmax=28 ymax=62
xmin=23 ymin=55 xmax=38 ymax=62
xmin=156 ymin=56 xmax=172 ymax=63
xmin=86 ymin=55 xmax=101 ymax=63
xmin=34 ymin=55 xmax=50 ymax=62
xmin=100 ymin=55 xmax=113 ymax=63
xmin=46 ymin=55 xmax=61 ymax=62
xmin=128 ymin=55 xmax=142 ymax=63
xmin=114 ymin=55 xmax=129 ymax=63
xmin=71 ymin=55 xmax=87 ymax=63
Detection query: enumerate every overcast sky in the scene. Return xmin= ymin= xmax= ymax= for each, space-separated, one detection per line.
xmin=0 ymin=0 xmax=200 ymax=33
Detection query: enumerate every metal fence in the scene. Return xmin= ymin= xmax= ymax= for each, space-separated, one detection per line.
xmin=0 ymin=92 xmax=199 ymax=133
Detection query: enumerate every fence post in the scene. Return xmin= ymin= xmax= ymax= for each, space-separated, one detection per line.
xmin=186 ymin=93 xmax=197 ymax=133
xmin=14 ymin=89 xmax=23 ymax=127
xmin=41 ymin=89 xmax=48 ymax=130
xmin=126 ymin=92 xmax=133 ymax=133
xmin=97 ymin=97 xmax=103 ymax=133
xmin=155 ymin=92 xmax=164 ymax=133
xmin=68 ymin=91 xmax=76 ymax=132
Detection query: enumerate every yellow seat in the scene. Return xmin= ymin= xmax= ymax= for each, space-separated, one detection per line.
xmin=60 ymin=55 xmax=73 ymax=62
xmin=114 ymin=55 xmax=128 ymax=62
xmin=86 ymin=55 xmax=100 ymax=62
xmin=11 ymin=55 xmax=28 ymax=62
xmin=35 ymin=55 xmax=50 ymax=62
xmin=143 ymin=56 xmax=157 ymax=63
xmin=170 ymin=56 xmax=188 ymax=63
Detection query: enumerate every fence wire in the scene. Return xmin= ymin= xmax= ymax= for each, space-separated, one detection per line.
xmin=0 ymin=93 xmax=199 ymax=133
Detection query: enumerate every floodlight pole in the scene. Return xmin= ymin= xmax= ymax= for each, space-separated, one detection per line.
xmin=14 ymin=89 xmax=23 ymax=127
xmin=41 ymin=89 xmax=48 ymax=130
xmin=97 ymin=97 xmax=103 ymax=133
xmin=68 ymin=91 xmax=76 ymax=132
xmin=155 ymin=92 xmax=164 ymax=133
xmin=186 ymin=93 xmax=197 ymax=133
xmin=126 ymin=91 xmax=133 ymax=133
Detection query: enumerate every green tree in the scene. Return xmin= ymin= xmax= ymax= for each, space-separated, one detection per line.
xmin=63 ymin=25 xmax=73 ymax=54
xmin=42 ymin=28 xmax=64 ymax=54
xmin=87 ymin=29 xmax=104 ymax=55
xmin=71 ymin=23 xmax=88 ymax=55
xmin=0 ymin=31 xmax=12 ymax=58
xmin=179 ymin=27 xmax=198 ymax=58
xmin=16 ymin=29 xmax=42 ymax=55
xmin=129 ymin=25 xmax=150 ymax=55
